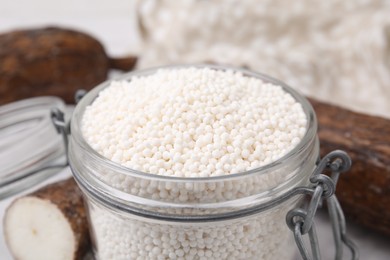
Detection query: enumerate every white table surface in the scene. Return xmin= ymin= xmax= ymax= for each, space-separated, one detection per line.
xmin=1 ymin=1 xmax=389 ymax=259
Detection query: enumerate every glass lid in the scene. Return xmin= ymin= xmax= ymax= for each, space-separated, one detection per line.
xmin=0 ymin=97 xmax=68 ymax=199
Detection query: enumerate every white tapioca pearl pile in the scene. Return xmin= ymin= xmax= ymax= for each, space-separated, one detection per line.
xmin=90 ymin=202 xmax=295 ymax=260
xmin=82 ymin=67 xmax=307 ymax=178
xmin=81 ymin=67 xmax=307 ymax=259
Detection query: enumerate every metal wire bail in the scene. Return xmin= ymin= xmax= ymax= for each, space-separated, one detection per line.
xmin=286 ymin=150 xmax=359 ymax=260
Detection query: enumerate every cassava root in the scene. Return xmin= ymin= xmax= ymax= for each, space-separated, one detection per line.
xmin=310 ymin=98 xmax=390 ymax=236
xmin=0 ymin=27 xmax=137 ymax=104
xmin=4 ymin=178 xmax=89 ymax=260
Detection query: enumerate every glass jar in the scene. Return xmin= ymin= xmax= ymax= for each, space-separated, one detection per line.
xmin=69 ymin=65 xmax=319 ymax=260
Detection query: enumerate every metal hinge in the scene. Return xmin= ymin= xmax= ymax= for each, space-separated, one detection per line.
xmin=286 ymin=151 xmax=358 ymax=260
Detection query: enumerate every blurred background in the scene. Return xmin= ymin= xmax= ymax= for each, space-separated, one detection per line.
xmin=0 ymin=0 xmax=389 ymax=259
xmin=0 ymin=0 xmax=141 ymax=56
xmin=2 ymin=0 xmax=390 ymax=117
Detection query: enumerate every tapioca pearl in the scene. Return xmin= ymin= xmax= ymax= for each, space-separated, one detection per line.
xmin=83 ymin=67 xmax=306 ymax=259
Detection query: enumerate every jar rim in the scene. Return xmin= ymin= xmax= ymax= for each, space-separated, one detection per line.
xmin=70 ymin=64 xmax=317 ymax=182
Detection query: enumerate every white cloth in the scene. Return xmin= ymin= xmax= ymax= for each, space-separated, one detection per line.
xmin=136 ymin=0 xmax=390 ymax=118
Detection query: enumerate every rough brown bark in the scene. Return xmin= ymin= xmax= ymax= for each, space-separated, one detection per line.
xmin=33 ymin=178 xmax=90 ymax=258
xmin=0 ymin=27 xmax=137 ymax=104
xmin=309 ymin=98 xmax=390 ymax=236
xmin=4 ymin=178 xmax=90 ymax=259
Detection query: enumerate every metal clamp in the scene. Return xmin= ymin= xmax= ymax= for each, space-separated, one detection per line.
xmin=50 ymin=108 xmax=70 ymax=164
xmin=286 ymin=151 xmax=358 ymax=260
xmin=42 ymin=90 xmax=85 ymax=170
xmin=49 ymin=89 xmax=86 ymax=163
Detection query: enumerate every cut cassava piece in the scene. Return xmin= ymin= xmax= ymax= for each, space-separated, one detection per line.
xmin=310 ymin=98 xmax=390 ymax=236
xmin=0 ymin=27 xmax=137 ymax=104
xmin=3 ymin=178 xmax=90 ymax=260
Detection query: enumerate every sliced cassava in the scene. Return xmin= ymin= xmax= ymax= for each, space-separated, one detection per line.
xmin=4 ymin=178 xmax=90 ymax=260
xmin=310 ymin=98 xmax=390 ymax=236
xmin=0 ymin=27 xmax=137 ymax=104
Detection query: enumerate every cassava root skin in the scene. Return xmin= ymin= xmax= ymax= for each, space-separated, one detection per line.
xmin=4 ymin=178 xmax=90 ymax=260
xmin=310 ymin=98 xmax=390 ymax=236
xmin=0 ymin=27 xmax=137 ymax=104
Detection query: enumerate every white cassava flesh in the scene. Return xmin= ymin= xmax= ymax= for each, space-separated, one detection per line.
xmin=3 ymin=178 xmax=89 ymax=260
xmin=4 ymin=197 xmax=75 ymax=260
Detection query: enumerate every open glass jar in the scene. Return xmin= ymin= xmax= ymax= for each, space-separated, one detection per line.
xmin=68 ymin=65 xmax=351 ymax=260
